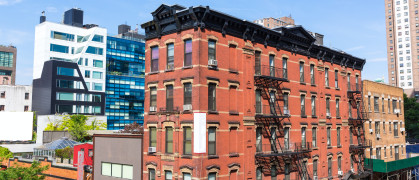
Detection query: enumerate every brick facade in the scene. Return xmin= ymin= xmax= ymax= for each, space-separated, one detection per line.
xmin=142 ymin=4 xmax=366 ymax=180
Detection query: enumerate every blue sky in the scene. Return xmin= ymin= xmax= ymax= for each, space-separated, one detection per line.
xmin=0 ymin=0 xmax=387 ymax=85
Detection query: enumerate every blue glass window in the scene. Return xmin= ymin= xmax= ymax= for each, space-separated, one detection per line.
xmin=78 ymin=58 xmax=83 ymax=65
xmin=0 ymin=51 xmax=13 ymax=68
xmin=92 ymin=35 xmax=104 ymax=43
xmin=93 ymin=83 xmax=103 ymax=91
xmin=86 ymin=46 xmax=103 ymax=55
xmin=51 ymin=31 xmax=74 ymax=41
xmin=56 ymin=92 xmax=74 ymax=101
xmin=85 ymin=58 xmax=89 ymax=66
xmin=85 ymin=70 xmax=90 ymax=78
xmin=93 ymin=94 xmax=101 ymax=102
xmin=50 ymin=44 xmax=69 ymax=53
xmin=56 ymin=80 xmax=75 ymax=89
xmin=92 ymin=71 xmax=102 ymax=79
xmin=93 ymin=106 xmax=101 ymax=113
xmin=93 ymin=60 xmax=103 ymax=68
xmin=57 ymin=67 xmax=75 ymax=76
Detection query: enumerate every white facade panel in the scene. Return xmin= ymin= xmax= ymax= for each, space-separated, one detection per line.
xmin=0 ymin=112 xmax=33 ymax=141
xmin=0 ymin=85 xmax=32 ymax=112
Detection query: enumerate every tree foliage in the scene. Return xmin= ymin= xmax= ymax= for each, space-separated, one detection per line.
xmin=119 ymin=122 xmax=143 ymax=134
xmin=403 ymin=94 xmax=419 ymax=139
xmin=44 ymin=115 xmax=106 ymax=142
xmin=0 ymin=161 xmax=49 ymax=180
xmin=0 ymin=146 xmax=13 ymax=163
xmin=54 ymin=147 xmax=73 ymax=159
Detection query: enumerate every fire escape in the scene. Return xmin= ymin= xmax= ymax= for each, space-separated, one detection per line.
xmin=254 ymin=65 xmax=312 ymax=180
xmin=347 ymin=82 xmax=372 ymax=176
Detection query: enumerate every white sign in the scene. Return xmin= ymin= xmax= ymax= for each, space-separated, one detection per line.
xmin=0 ymin=112 xmax=33 ymax=141
xmin=193 ymin=113 xmax=206 ymax=153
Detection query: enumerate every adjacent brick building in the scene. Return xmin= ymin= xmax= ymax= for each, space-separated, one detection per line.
xmin=0 ymin=45 xmax=17 ymax=85
xmin=141 ymin=4 xmax=367 ymax=180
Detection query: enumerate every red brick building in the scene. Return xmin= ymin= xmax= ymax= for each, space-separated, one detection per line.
xmin=141 ymin=4 xmax=369 ymax=180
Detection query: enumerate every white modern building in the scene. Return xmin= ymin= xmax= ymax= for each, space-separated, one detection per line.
xmin=0 ymin=85 xmax=32 ymax=112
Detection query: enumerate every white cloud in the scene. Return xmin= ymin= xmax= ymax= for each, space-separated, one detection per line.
xmin=345 ymin=45 xmax=365 ymax=52
xmin=0 ymin=0 xmax=22 ymax=6
xmin=368 ymin=57 xmax=387 ymax=62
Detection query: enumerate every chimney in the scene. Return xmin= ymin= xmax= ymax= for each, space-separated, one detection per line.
xmin=40 ymin=11 xmax=46 ymax=24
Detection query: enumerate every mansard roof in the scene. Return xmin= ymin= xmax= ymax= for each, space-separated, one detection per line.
xmin=141 ymin=4 xmax=366 ymax=70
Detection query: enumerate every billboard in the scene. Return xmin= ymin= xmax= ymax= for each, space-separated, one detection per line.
xmin=0 ymin=112 xmax=33 ymax=141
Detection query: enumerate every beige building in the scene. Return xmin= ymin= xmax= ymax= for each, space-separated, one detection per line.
xmin=385 ymin=0 xmax=419 ymax=97
xmin=253 ymin=16 xmax=294 ymax=29
xmin=363 ymin=80 xmax=407 ymax=162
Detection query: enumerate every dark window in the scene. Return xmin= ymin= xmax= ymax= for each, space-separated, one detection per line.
xmin=284 ymin=93 xmax=289 ymax=114
xmin=374 ymin=97 xmax=379 ymax=112
xmin=299 ymin=62 xmax=304 ymax=82
xmin=302 ymin=127 xmax=306 ymax=148
xmin=208 ymin=172 xmax=216 ymax=180
xmin=311 ymin=96 xmax=316 ymax=116
xmin=271 ymin=165 xmax=277 ymax=180
xmin=208 ymin=40 xmax=216 ymax=61
xmin=149 ymin=169 xmax=156 ymax=180
xmin=326 ymin=98 xmax=330 ymax=117
xmin=166 ymin=85 xmax=174 ymax=111
xmin=368 ymin=96 xmax=372 ymax=111
xmin=377 ymin=148 xmax=381 ymax=159
xmin=256 ymin=90 xmax=262 ymax=114
xmin=310 ymin=64 xmax=315 ymax=84
xmin=336 ymin=99 xmax=340 ymax=117
xmin=183 ymin=173 xmax=191 ymax=180
xmin=328 ymin=158 xmax=332 ymax=177
xmin=151 ymin=46 xmax=159 ymax=72
xmin=208 ymin=83 xmax=216 ymax=111
xmin=24 ymin=106 xmax=29 ymax=112
xmin=355 ymin=75 xmax=359 ymax=91
xmin=0 ymin=105 xmax=4 ymax=111
xmin=283 ymin=58 xmax=288 ymax=79
xmin=167 ymin=43 xmax=174 ymax=70
xmin=284 ymin=127 xmax=290 ymax=150
xmin=255 ymin=51 xmax=261 ymax=75
xmin=313 ymin=160 xmax=318 ymax=177
xmin=256 ymin=167 xmax=262 ymax=180
xmin=150 ymin=87 xmax=157 ymax=109
xmin=165 ymin=171 xmax=172 ymax=180
xmin=184 ymin=83 xmax=192 ymax=106
xmin=347 ymin=74 xmax=351 ymax=91
xmin=208 ymin=127 xmax=216 ymax=155
xmin=349 ymin=127 xmax=353 ymax=145
xmin=395 ymin=146 xmax=399 ymax=160
xmin=284 ymin=163 xmax=290 ymax=180
xmin=256 ymin=127 xmax=262 ymax=152
xmin=25 ymin=93 xmax=29 ymax=100
xmin=149 ymin=127 xmax=156 ymax=148
xmin=166 ymin=127 xmax=173 ymax=153
xmin=388 ymin=99 xmax=391 ymax=113
xmin=312 ymin=127 xmax=317 ymax=147
xmin=337 ymin=127 xmax=341 ymax=146
xmin=393 ymin=100 xmax=397 ymax=113
xmin=184 ymin=39 xmax=192 ymax=66
xmin=338 ymin=156 xmax=342 ymax=171
xmin=327 ymin=127 xmax=331 ymax=146
xmin=325 ymin=68 xmax=329 ymax=87
xmin=92 ymin=95 xmax=101 ymax=102
xmin=301 ymin=94 xmax=306 ymax=116
xmin=394 ymin=122 xmax=398 ymax=136
xmin=183 ymin=127 xmax=192 ymax=155
xmin=335 ymin=70 xmax=339 ymax=88
xmin=348 ymin=100 xmax=352 ymax=118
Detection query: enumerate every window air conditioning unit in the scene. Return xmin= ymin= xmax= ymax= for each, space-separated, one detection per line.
xmin=395 ymin=109 xmax=400 ymax=114
xmin=377 ymin=134 xmax=381 ymax=139
xmin=369 ymin=129 xmax=373 ymax=134
xmin=208 ymin=59 xmax=218 ymax=67
xmin=148 ymin=147 xmax=156 ymax=153
xmin=183 ymin=104 xmax=192 ymax=111
xmin=313 ymin=176 xmax=318 ymax=180
xmin=338 ymin=171 xmax=343 ymax=176
xmin=283 ymin=109 xmax=290 ymax=115
xmin=150 ymin=106 xmax=157 ymax=112
xmin=401 ymin=128 xmax=405 ymax=132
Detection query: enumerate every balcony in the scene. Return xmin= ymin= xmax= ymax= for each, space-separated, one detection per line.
xmin=254 ymin=65 xmax=287 ymax=82
xmin=255 ymin=142 xmax=312 ymax=157
xmin=349 ymin=140 xmax=372 ymax=151
xmin=255 ymin=105 xmax=289 ymax=118
xmin=348 ymin=84 xmax=361 ymax=93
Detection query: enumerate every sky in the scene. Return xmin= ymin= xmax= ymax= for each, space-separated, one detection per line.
xmin=0 ymin=0 xmax=387 ymax=85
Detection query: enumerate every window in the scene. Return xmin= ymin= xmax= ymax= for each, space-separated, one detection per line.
xmin=51 ymin=31 xmax=74 ymax=41
xmin=93 ymin=106 xmax=101 ymax=114
xmin=166 ymin=127 xmax=173 ymax=153
xmin=149 ymin=127 xmax=157 ymax=148
xmin=284 ymin=127 xmax=290 ymax=150
xmin=349 ymin=127 xmax=353 ymax=145
xmin=388 ymin=100 xmax=391 ymax=113
xmin=368 ymin=96 xmax=372 ymax=111
xmin=208 ymin=127 xmax=216 ymax=155
xmin=283 ymin=58 xmax=288 ymax=79
xmin=92 ymin=94 xmax=101 ymax=102
xmin=102 ymin=162 xmax=111 ymax=176
xmin=92 ymin=71 xmax=102 ymax=79
xmin=348 ymin=100 xmax=353 ymax=118
xmin=85 ymin=70 xmax=90 ymax=78
xmin=326 ymin=98 xmax=330 ymax=117
xmin=395 ymin=146 xmax=400 ymax=160
xmin=301 ymin=94 xmax=306 ymax=116
xmin=184 ymin=39 xmax=192 ymax=66
xmin=183 ymin=173 xmax=191 ymax=180
xmin=93 ymin=83 xmax=102 ymax=91
xmin=336 ymin=99 xmax=340 ymax=118
xmin=384 ymin=147 xmax=387 ymax=158
xmin=183 ymin=127 xmax=192 ymax=155
xmin=383 ymin=122 xmax=386 ymax=133
xmin=149 ymin=169 xmax=155 ymax=180
xmin=325 ymin=68 xmax=329 ymax=87
xmin=0 ymin=105 xmax=4 ymax=111
xmin=335 ymin=70 xmax=339 ymax=88
xmin=50 ymin=44 xmax=69 ymax=53
xmin=313 ymin=160 xmax=318 ymax=177
xmin=311 ymin=96 xmax=316 ymax=116
xmin=92 ymin=34 xmax=103 ymax=43
xmin=85 ymin=58 xmax=88 ymax=66
xmin=256 ymin=90 xmax=262 ymax=114
xmin=337 ymin=127 xmax=341 ymax=146
xmin=390 ymin=146 xmax=393 ymax=158
xmin=310 ymin=64 xmax=315 ymax=84
xmin=57 ymin=67 xmax=75 ymax=76
xmin=101 ymin=162 xmax=133 ymax=179
xmin=299 ymin=62 xmax=304 ymax=82
xmin=256 ymin=127 xmax=262 ymax=152
xmin=25 ymin=93 xmax=29 ymax=100
xmin=255 ymin=51 xmax=261 ymax=75
xmin=394 ymin=122 xmax=398 ymax=137
xmin=165 ymin=171 xmax=172 ymax=180
xmin=328 ymin=158 xmax=332 ymax=177
xmin=166 ymin=85 xmax=173 ymax=111
xmin=150 ymin=87 xmax=157 ymax=109
xmin=86 ymin=46 xmax=103 ymax=55
xmin=93 ymin=60 xmax=103 ymax=68
xmin=151 ymin=46 xmax=159 ymax=72
xmin=56 ymin=92 xmax=74 ymax=101
xmin=393 ymin=100 xmax=397 ymax=113
xmin=208 ymin=40 xmax=216 ymax=61
xmin=284 ymin=93 xmax=289 ymax=114
xmin=301 ymin=127 xmax=306 ymax=148
xmin=312 ymin=127 xmax=317 ymax=147
xmin=167 ymin=43 xmax=174 ymax=70
xmin=256 ymin=167 xmax=262 ymax=180
xmin=184 ymin=83 xmax=192 ymax=106
xmin=327 ymin=127 xmax=331 ymax=146
xmin=208 ymin=83 xmax=216 ymax=111
xmin=208 ymin=172 xmax=216 ymax=180
xmin=377 ymin=148 xmax=381 ymax=160
xmin=284 ymin=164 xmax=290 ymax=180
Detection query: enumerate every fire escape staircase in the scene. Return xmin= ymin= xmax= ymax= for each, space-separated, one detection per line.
xmin=254 ymin=65 xmax=312 ymax=180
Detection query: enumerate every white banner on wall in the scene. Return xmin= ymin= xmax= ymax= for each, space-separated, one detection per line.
xmin=193 ymin=113 xmax=206 ymax=153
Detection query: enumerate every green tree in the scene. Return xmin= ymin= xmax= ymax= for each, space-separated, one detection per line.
xmin=0 ymin=146 xmax=13 ymax=163
xmin=0 ymin=161 xmax=49 ymax=180
xmin=403 ymin=94 xmax=419 ymax=139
